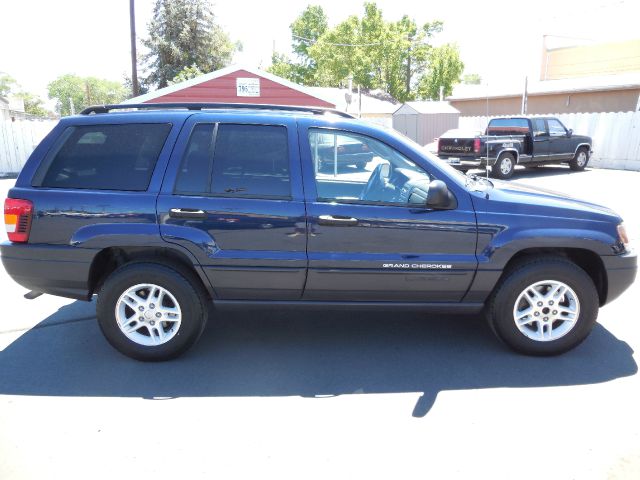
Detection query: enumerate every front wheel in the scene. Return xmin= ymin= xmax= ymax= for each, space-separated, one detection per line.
xmin=569 ymin=147 xmax=589 ymax=171
xmin=487 ymin=257 xmax=598 ymax=355
xmin=96 ymin=263 xmax=208 ymax=361
xmin=492 ymin=153 xmax=515 ymax=179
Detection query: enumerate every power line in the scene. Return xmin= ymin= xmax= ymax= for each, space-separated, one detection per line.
xmin=292 ymin=34 xmax=382 ymax=47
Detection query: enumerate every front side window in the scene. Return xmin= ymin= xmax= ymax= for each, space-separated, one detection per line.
xmin=548 ymin=119 xmax=567 ymax=137
xmin=308 ymin=129 xmax=431 ymax=205
xmin=36 ymin=123 xmax=171 ymax=191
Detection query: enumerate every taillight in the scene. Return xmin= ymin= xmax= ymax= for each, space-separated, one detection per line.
xmin=4 ymin=198 xmax=33 ymax=243
xmin=474 ymin=138 xmax=481 ymax=153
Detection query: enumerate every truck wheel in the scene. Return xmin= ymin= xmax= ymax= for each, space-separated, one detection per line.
xmin=96 ymin=263 xmax=208 ymax=361
xmin=569 ymin=147 xmax=589 ymax=171
xmin=487 ymin=257 xmax=598 ymax=355
xmin=492 ymin=153 xmax=515 ymax=179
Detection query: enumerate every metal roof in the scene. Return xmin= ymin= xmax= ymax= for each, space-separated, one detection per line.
xmin=122 ymin=64 xmax=333 ymax=106
xmin=305 ymin=87 xmax=399 ymax=115
xmin=394 ymin=101 xmax=460 ymax=115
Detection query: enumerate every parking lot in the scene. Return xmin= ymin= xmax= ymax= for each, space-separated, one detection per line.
xmin=1 ymin=165 xmax=639 ymax=479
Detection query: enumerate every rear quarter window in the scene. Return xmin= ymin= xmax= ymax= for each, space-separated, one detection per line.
xmin=487 ymin=118 xmax=530 ymax=135
xmin=33 ymin=123 xmax=172 ymax=191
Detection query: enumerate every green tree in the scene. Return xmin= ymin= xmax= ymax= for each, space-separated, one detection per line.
xmin=267 ymin=53 xmax=308 ymax=85
xmin=169 ymin=63 xmax=204 ymax=85
xmin=48 ymin=74 xmax=127 ymax=116
xmin=417 ymin=44 xmax=464 ymax=100
xmin=143 ymin=0 xmax=236 ymax=88
xmin=269 ymin=5 xmax=328 ymax=85
xmin=269 ymin=2 xmax=448 ymax=102
xmin=0 ymin=72 xmax=51 ymax=117
xmin=15 ymin=92 xmax=49 ymax=117
xmin=0 ymin=73 xmax=17 ymax=97
xmin=463 ymin=73 xmax=482 ymax=85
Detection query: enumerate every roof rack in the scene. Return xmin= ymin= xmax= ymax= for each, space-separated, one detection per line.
xmin=80 ymin=102 xmax=356 ymax=119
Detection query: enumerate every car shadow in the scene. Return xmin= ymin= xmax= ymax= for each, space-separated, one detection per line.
xmin=465 ymin=165 xmax=590 ymax=181
xmin=0 ymin=300 xmax=636 ymax=417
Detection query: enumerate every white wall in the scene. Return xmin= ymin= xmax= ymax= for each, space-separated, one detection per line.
xmin=459 ymin=112 xmax=640 ymax=171
xmin=0 ymin=118 xmax=56 ymax=176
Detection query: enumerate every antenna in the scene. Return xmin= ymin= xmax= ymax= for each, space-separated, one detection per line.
xmin=485 ymin=80 xmax=490 ymax=180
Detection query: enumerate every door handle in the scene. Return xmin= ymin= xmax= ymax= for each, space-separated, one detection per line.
xmin=169 ymin=208 xmax=207 ymax=219
xmin=318 ymin=215 xmax=359 ymax=226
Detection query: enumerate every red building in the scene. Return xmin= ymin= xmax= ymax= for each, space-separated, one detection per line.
xmin=124 ymin=65 xmax=335 ymax=108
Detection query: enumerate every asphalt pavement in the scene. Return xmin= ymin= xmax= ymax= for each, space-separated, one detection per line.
xmin=1 ymin=165 xmax=639 ymax=479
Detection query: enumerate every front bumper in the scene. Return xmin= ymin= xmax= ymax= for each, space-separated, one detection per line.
xmin=602 ymin=250 xmax=637 ymax=305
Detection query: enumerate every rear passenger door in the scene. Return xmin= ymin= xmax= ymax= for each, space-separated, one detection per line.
xmin=157 ymin=114 xmax=307 ymax=300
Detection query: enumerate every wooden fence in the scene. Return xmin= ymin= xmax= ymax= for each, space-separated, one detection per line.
xmin=459 ymin=112 xmax=640 ymax=171
xmin=0 ymin=119 xmax=56 ymax=176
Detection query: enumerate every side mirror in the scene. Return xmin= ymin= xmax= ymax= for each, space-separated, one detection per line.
xmin=567 ymin=129 xmax=573 ymax=137
xmin=426 ymin=180 xmax=456 ymax=209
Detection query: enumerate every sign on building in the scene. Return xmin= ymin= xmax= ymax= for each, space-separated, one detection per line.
xmin=236 ymin=78 xmax=260 ymax=97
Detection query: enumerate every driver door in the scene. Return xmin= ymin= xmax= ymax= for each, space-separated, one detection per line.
xmin=298 ymin=121 xmax=478 ymax=302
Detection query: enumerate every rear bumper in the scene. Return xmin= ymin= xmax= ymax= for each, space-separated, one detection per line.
xmin=0 ymin=242 xmax=97 ymax=300
xmin=437 ymin=156 xmax=494 ymax=170
xmin=602 ymin=250 xmax=637 ymax=305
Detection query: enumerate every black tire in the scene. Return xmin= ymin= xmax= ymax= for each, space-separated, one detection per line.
xmin=569 ymin=147 xmax=589 ymax=171
xmin=96 ymin=262 xmax=208 ymax=361
xmin=487 ymin=257 xmax=598 ymax=356
xmin=492 ymin=153 xmax=515 ymax=179
xmin=356 ymin=161 xmax=367 ymax=170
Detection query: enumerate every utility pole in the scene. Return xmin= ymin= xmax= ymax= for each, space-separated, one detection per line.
xmin=521 ymin=76 xmax=528 ymax=114
xmin=129 ymin=0 xmax=140 ymax=97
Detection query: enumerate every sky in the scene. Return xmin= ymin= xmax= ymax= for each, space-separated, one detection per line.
xmin=1 ymin=0 xmax=638 ymax=100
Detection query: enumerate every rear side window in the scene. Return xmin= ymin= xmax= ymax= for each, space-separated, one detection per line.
xmin=34 ymin=123 xmax=171 ymax=191
xmin=174 ymin=123 xmax=290 ymax=198
xmin=532 ymin=119 xmax=547 ymax=137
xmin=486 ymin=118 xmax=530 ymax=135
xmin=174 ymin=124 xmax=215 ymax=194
xmin=211 ymin=124 xmax=290 ymax=198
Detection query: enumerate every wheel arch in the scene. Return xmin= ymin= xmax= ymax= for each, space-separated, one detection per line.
xmin=573 ymin=143 xmax=591 ymax=156
xmin=498 ymin=247 xmax=607 ymax=306
xmin=88 ymin=245 xmax=214 ymax=299
xmin=496 ymin=148 xmax=519 ymax=163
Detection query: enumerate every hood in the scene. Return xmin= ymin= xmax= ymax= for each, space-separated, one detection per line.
xmin=482 ymin=179 xmax=620 ymax=222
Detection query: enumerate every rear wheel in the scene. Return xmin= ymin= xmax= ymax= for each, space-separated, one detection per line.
xmin=569 ymin=147 xmax=589 ymax=171
xmin=492 ymin=153 xmax=515 ymax=179
xmin=96 ymin=263 xmax=208 ymax=361
xmin=487 ymin=257 xmax=598 ymax=355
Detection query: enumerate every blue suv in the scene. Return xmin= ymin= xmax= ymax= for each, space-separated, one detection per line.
xmin=1 ymin=103 xmax=636 ymax=361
